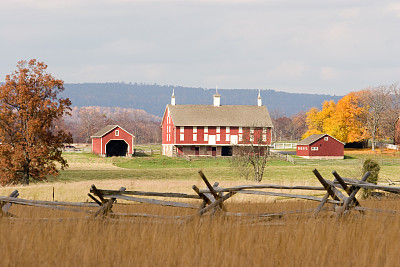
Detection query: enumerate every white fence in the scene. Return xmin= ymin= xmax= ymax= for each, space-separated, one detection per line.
xmin=272 ymin=143 xmax=297 ymax=150
xmin=386 ymin=144 xmax=399 ymax=150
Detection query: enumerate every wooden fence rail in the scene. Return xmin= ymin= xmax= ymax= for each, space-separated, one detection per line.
xmin=3 ymin=168 xmax=400 ymax=220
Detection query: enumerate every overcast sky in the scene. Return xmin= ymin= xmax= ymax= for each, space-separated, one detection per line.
xmin=1 ymin=0 xmax=399 ymax=95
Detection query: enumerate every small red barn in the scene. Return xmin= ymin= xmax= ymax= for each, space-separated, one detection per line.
xmin=91 ymin=125 xmax=135 ymax=157
xmin=296 ymin=134 xmax=344 ymax=159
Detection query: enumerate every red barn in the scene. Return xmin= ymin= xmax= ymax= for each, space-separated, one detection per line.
xmin=161 ymin=90 xmax=273 ymax=157
xmin=296 ymin=134 xmax=344 ymax=159
xmin=91 ymin=125 xmax=135 ymax=157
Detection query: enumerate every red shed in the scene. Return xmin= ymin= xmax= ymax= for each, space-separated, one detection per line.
xmin=296 ymin=134 xmax=344 ymax=159
xmin=91 ymin=125 xmax=135 ymax=157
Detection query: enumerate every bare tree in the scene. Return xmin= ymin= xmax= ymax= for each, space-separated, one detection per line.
xmin=381 ymin=83 xmax=400 ymax=144
xmin=360 ymin=86 xmax=391 ymax=151
xmin=233 ymin=129 xmax=270 ymax=182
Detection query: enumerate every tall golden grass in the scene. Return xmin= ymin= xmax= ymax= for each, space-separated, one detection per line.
xmin=1 ymin=199 xmax=400 ymax=267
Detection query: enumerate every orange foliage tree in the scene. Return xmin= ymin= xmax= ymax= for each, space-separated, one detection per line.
xmin=303 ymin=94 xmax=367 ymax=143
xmin=0 ymin=60 xmax=73 ymax=185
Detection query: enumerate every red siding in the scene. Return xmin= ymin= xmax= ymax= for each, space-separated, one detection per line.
xmin=161 ymin=108 xmax=175 ymax=145
xmin=92 ymin=126 xmax=134 ymax=155
xmin=296 ymin=135 xmax=344 ymax=157
xmin=170 ymin=126 xmax=271 ymax=145
xmin=92 ymin=138 xmax=102 ymax=154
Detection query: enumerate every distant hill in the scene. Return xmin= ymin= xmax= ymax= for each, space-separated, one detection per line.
xmin=61 ymin=83 xmax=342 ymax=117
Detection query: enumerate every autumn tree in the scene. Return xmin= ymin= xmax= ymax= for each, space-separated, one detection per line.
xmin=291 ymin=111 xmax=308 ymax=140
xmin=0 ymin=60 xmax=72 ymax=185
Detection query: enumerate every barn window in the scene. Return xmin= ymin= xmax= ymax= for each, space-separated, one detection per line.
xmin=217 ymin=126 xmax=220 ymax=133
xmin=180 ymin=126 xmax=184 ymax=133
xmin=204 ymin=126 xmax=208 ymax=133
xmin=262 ymin=134 xmax=267 ymax=142
xmin=204 ymin=134 xmax=208 ymax=141
xmin=226 ymin=134 xmax=230 ymax=141
xmin=180 ymin=133 xmax=184 ymax=141
xmin=311 ymin=147 xmax=318 ymax=151
xmin=226 ymin=126 xmax=230 ymax=133
xmin=324 ymin=137 xmax=329 ymax=141
xmin=115 ymin=130 xmax=119 ymax=136
xmin=193 ymin=134 xmax=197 ymax=141
xmin=193 ymin=126 xmax=197 ymax=133
xmin=250 ymin=127 xmax=254 ymax=134
xmin=262 ymin=127 xmax=267 ymax=133
xmin=239 ymin=134 xmax=242 ymax=141
xmin=216 ymin=134 xmax=220 ymax=141
xmin=239 ymin=127 xmax=243 ymax=133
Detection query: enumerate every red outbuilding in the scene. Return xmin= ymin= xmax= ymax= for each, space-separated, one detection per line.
xmin=91 ymin=125 xmax=135 ymax=157
xmin=296 ymin=134 xmax=344 ymax=159
xmin=161 ymin=90 xmax=273 ymax=157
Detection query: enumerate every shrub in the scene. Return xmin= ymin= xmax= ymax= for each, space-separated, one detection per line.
xmin=361 ymin=158 xmax=380 ymax=198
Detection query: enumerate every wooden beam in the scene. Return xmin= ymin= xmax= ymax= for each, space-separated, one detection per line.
xmin=211 ymin=187 xmax=341 ymax=204
xmin=312 ymin=169 xmax=341 ymax=201
xmin=198 ymin=184 xmax=325 ymax=193
xmin=198 ymin=170 xmax=219 ymax=200
xmin=0 ymin=196 xmax=99 ymax=207
xmin=198 ymin=192 xmax=236 ymax=216
xmin=87 ymin=193 xmax=102 ymax=206
xmin=106 ymin=194 xmax=198 ymax=209
xmin=0 ymin=190 xmax=19 ymax=217
xmin=90 ymin=189 xmax=201 ymax=199
xmin=332 ymin=171 xmax=361 ymax=207
xmin=339 ymin=171 xmax=371 ymax=216
xmin=90 ymin=184 xmax=106 ymax=204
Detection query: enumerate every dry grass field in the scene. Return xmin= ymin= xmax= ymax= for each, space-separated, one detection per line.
xmin=2 ymin=149 xmax=400 ymax=266
xmin=1 ymin=199 xmax=400 ymax=267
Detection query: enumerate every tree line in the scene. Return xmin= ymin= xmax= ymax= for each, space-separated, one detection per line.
xmin=302 ymin=84 xmax=400 ymax=150
xmin=63 ymin=106 xmax=161 ymax=144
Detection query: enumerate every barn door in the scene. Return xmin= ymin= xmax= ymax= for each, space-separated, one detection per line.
xmin=212 ymin=147 xmax=216 ymax=156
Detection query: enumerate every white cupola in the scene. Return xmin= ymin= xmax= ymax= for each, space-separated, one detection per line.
xmin=171 ymin=89 xmax=176 ymax=105
xmin=257 ymin=89 xmax=262 ymax=106
xmin=213 ymin=86 xmax=221 ymax=107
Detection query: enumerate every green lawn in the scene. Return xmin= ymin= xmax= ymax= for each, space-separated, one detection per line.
xmin=54 ymin=150 xmax=400 ymax=185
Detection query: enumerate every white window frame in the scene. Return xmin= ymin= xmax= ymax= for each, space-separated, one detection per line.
xmin=226 ymin=134 xmax=230 ymax=141
xmin=180 ymin=126 xmax=184 ymax=133
xmin=324 ymin=137 xmax=329 ymax=141
xmin=262 ymin=127 xmax=267 ymax=133
xmin=262 ymin=134 xmax=266 ymax=142
xmin=204 ymin=126 xmax=208 ymax=133
xmin=226 ymin=126 xmax=230 ymax=133
xmin=239 ymin=127 xmax=243 ymax=133
xmin=311 ymin=146 xmax=318 ymax=151
xmin=239 ymin=134 xmax=243 ymax=142
xmin=250 ymin=127 xmax=254 ymax=134
xmin=180 ymin=133 xmax=184 ymax=141
xmin=193 ymin=126 xmax=197 ymax=133
xmin=216 ymin=134 xmax=220 ymax=141
xmin=204 ymin=133 xmax=208 ymax=142
xmin=193 ymin=134 xmax=197 ymax=141
xmin=217 ymin=126 xmax=220 ymax=133
xmin=115 ymin=130 xmax=119 ymax=136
